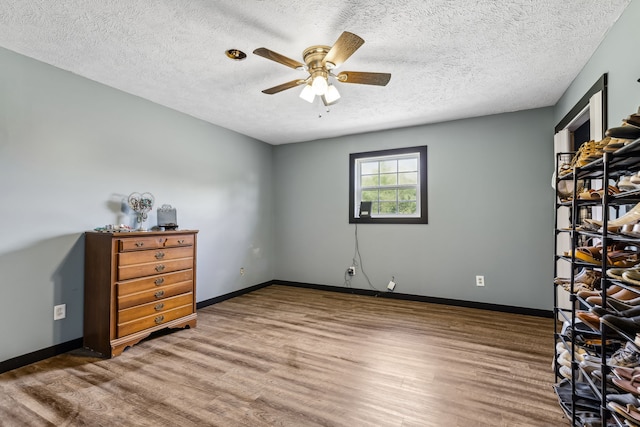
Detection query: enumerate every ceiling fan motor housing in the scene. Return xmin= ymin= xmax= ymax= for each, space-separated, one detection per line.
xmin=303 ymin=45 xmax=334 ymax=71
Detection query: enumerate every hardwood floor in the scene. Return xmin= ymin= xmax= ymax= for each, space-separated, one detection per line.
xmin=0 ymin=285 xmax=565 ymax=426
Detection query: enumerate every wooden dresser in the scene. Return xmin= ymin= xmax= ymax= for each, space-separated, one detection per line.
xmin=84 ymin=230 xmax=198 ymax=357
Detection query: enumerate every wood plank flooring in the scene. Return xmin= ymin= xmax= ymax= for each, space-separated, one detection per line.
xmin=0 ymin=285 xmax=566 ymax=426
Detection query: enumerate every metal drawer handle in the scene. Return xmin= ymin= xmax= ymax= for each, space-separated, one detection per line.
xmin=155 ymin=303 xmax=165 ymax=311
xmin=135 ymin=241 xmax=145 ymax=247
xmin=154 ymin=277 xmax=165 ymax=286
xmin=177 ymin=239 xmax=185 ymax=244
xmin=154 ymin=315 xmax=165 ymax=324
xmin=154 ymin=290 xmax=165 ymax=298
xmin=155 ymin=264 xmax=165 ymax=272
xmin=155 ymin=251 xmax=165 ymax=259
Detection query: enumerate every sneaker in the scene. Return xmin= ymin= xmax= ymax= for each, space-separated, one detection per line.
xmin=609 ymin=342 xmax=640 ymax=367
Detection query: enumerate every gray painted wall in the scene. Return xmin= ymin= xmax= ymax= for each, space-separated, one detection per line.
xmin=273 ymin=107 xmax=555 ymax=310
xmin=0 ymin=47 xmax=274 ymax=362
xmin=554 ymin=0 xmax=640 ymax=126
xmin=3 ymin=0 xmax=638 ymax=364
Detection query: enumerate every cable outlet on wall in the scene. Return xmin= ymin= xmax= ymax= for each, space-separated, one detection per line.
xmin=476 ymin=275 xmax=485 ymax=287
xmin=54 ymin=304 xmax=66 ymax=320
xmin=387 ymin=280 xmax=396 ymax=291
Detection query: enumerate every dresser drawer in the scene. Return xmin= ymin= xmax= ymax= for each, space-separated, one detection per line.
xmin=164 ymin=234 xmax=194 ymax=248
xmin=118 ymin=257 xmax=193 ymax=281
xmin=118 ymin=293 xmax=193 ymax=324
xmin=119 ymin=246 xmax=193 ymax=266
xmin=118 ymin=269 xmax=193 ymax=297
xmin=117 ymin=304 xmax=193 ymax=337
xmin=119 ymin=234 xmax=194 ymax=252
xmin=118 ymin=280 xmax=193 ymax=309
xmin=119 ymin=236 xmax=169 ymax=252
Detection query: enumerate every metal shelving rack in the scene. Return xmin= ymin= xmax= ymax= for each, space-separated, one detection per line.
xmin=553 ymin=138 xmax=640 ymax=426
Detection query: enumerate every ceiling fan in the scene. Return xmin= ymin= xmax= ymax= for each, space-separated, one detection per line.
xmin=253 ymin=31 xmax=391 ymax=105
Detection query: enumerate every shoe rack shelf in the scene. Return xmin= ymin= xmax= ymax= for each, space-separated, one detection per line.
xmin=554 ymin=136 xmax=640 ymax=427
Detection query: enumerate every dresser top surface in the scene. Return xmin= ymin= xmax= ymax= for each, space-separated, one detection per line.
xmin=86 ymin=230 xmax=198 ymax=237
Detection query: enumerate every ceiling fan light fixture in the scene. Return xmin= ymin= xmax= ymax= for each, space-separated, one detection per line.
xmin=254 ymin=32 xmax=391 ymax=104
xmin=324 ymin=84 xmax=340 ymax=104
xmin=311 ymin=71 xmax=328 ymax=95
xmin=299 ymin=84 xmax=315 ymax=103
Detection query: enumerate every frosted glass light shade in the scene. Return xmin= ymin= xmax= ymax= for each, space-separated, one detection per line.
xmin=299 ymin=84 xmax=315 ymax=103
xmin=311 ymin=75 xmax=328 ymax=95
xmin=324 ymin=85 xmax=340 ymax=104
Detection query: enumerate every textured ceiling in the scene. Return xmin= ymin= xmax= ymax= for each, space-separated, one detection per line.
xmin=0 ymin=1 xmax=631 ymax=144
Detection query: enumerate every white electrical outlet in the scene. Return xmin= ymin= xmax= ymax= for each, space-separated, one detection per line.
xmin=54 ymin=304 xmax=66 ymax=320
xmin=347 ymin=266 xmax=356 ymax=276
xmin=476 ymin=275 xmax=485 ymax=287
xmin=240 ymin=267 xmax=245 ymax=276
xmin=387 ymin=280 xmax=396 ymax=291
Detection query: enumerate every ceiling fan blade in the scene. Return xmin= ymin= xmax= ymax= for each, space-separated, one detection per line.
xmin=323 ymin=31 xmax=364 ymax=67
xmin=253 ymin=48 xmax=304 ymax=70
xmin=336 ymin=71 xmax=391 ymax=86
xmin=262 ymin=79 xmax=306 ymax=94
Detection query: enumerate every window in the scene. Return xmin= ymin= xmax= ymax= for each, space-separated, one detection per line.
xmin=349 ymin=146 xmax=427 ymax=224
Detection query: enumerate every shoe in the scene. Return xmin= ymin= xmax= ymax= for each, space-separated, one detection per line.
xmin=556 ymin=268 xmax=602 ymax=286
xmin=580 ymin=359 xmax=601 ymax=375
xmin=602 ymin=313 xmax=640 ymax=338
xmin=619 ymin=175 xmax=640 ymax=191
xmin=588 ymin=288 xmax=640 ymax=306
xmin=624 ymin=269 xmax=640 ymax=286
xmin=609 ymin=342 xmax=640 ymax=368
xmin=614 ymin=367 xmax=640 ymax=382
xmin=609 ymin=267 xmax=640 ymax=280
xmin=607 ymin=401 xmax=640 ymax=425
xmin=607 ymin=392 xmax=640 ymax=407
xmin=591 ymin=306 xmax=617 ymax=317
xmin=579 ymin=285 xmax=623 ymax=300
xmin=624 ymin=114 xmax=640 ymax=129
xmin=606 ymin=297 xmax=640 ymax=312
xmin=558 ymin=365 xmax=573 ymax=379
xmin=578 ymin=189 xmax=602 ymax=200
xmin=594 ymin=305 xmax=640 ymax=319
xmin=577 ymin=311 xmax=602 ymax=331
xmin=579 ymin=286 xmax=619 ymax=299
xmin=586 ymin=202 xmax=640 ymax=227
xmin=606 ymin=125 xmax=640 ymax=140
xmin=573 ymin=245 xmax=639 ymax=268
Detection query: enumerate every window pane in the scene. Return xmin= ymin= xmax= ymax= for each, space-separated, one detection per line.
xmin=361 ymin=175 xmax=379 ymax=187
xmin=380 ymin=160 xmax=397 ymax=173
xmin=399 ymin=201 xmax=417 ymax=214
xmin=380 ymin=173 xmax=397 ymax=186
xmin=361 ymin=161 xmax=379 ymax=175
xmin=398 ymin=158 xmax=417 ymax=172
xmin=350 ymin=145 xmax=427 ymax=224
xmin=379 ymin=189 xmax=397 ymax=201
xmin=398 ymin=172 xmax=417 ymax=185
xmin=399 ymin=188 xmax=416 ymax=201
xmin=379 ymin=202 xmax=397 ymax=214
xmin=361 ymin=190 xmax=378 ymax=202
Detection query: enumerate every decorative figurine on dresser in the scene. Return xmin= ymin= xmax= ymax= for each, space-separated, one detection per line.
xmin=84 ymin=226 xmax=198 ymax=358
